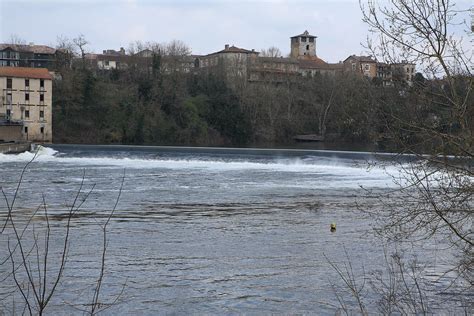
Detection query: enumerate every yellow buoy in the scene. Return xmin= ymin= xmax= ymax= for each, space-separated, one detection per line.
xmin=330 ymin=223 xmax=336 ymax=232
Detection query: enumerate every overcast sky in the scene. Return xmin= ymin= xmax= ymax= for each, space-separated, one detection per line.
xmin=0 ymin=0 xmax=471 ymax=63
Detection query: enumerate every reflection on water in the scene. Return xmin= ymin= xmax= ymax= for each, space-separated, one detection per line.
xmin=0 ymin=145 xmax=467 ymax=314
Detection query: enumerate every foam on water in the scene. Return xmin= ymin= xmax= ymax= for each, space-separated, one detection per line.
xmin=0 ymin=146 xmax=59 ymax=162
xmin=1 ymin=146 xmax=385 ymax=169
xmin=0 ymin=146 xmax=411 ymax=189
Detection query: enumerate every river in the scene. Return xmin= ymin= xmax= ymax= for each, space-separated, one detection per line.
xmin=0 ymin=145 xmax=468 ymax=314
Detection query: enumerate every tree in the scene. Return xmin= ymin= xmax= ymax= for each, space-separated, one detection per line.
xmin=0 ymin=152 xmax=125 ymax=314
xmin=327 ymin=1 xmax=472 ymax=312
xmin=260 ymin=46 xmax=282 ymax=58
xmin=362 ymin=0 xmax=472 ymax=244
xmin=349 ymin=0 xmax=472 ymax=307
xmin=8 ymin=34 xmax=26 ymax=45
xmin=55 ymin=35 xmax=76 ymax=70
xmin=73 ymin=34 xmax=89 ymax=68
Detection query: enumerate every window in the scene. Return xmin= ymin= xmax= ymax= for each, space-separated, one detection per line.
xmin=301 ymin=37 xmax=307 ymax=42
xmin=352 ymin=63 xmax=356 ymax=71
xmin=365 ymin=64 xmax=370 ymax=71
xmin=306 ymin=45 xmax=309 ymax=50
xmin=25 ymin=93 xmax=29 ymax=101
xmin=6 ymin=93 xmax=12 ymax=104
xmin=6 ymin=109 xmax=11 ymax=118
xmin=40 ymin=127 xmax=44 ymax=134
xmin=25 ymin=110 xmax=30 ymax=118
xmin=40 ymin=110 xmax=44 ymax=119
xmin=7 ymin=78 xmax=12 ymax=89
xmin=24 ymin=126 xmax=28 ymax=133
xmin=40 ymin=79 xmax=44 ymax=88
xmin=105 ymin=60 xmax=109 ymax=66
xmin=309 ymin=37 xmax=314 ymax=43
xmin=40 ymin=94 xmax=44 ymax=102
xmin=25 ymin=79 xmax=29 ymax=87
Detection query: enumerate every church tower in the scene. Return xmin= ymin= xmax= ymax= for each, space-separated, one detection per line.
xmin=290 ymin=30 xmax=317 ymax=58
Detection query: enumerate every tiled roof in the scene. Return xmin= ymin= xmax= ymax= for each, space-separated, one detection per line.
xmin=344 ymin=55 xmax=376 ymax=63
xmin=0 ymin=44 xmax=56 ymax=54
xmin=291 ymin=30 xmax=317 ymax=38
xmin=0 ymin=67 xmax=53 ymax=79
xmin=298 ymin=56 xmax=328 ymax=69
xmin=257 ymin=57 xmax=299 ymax=64
xmin=207 ymin=45 xmax=257 ymax=56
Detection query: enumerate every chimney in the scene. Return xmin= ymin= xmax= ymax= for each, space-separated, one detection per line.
xmin=225 ymin=44 xmax=229 ymax=50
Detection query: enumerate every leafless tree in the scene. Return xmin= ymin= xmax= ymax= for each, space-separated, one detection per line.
xmin=328 ymin=1 xmax=472 ymax=312
xmin=56 ymin=35 xmax=76 ymax=55
xmin=0 ymin=150 xmax=125 ymax=314
xmin=324 ymin=248 xmax=368 ymax=316
xmin=55 ymin=35 xmax=76 ymax=70
xmin=8 ymin=34 xmax=26 ymax=45
xmin=326 ymin=248 xmax=431 ymax=314
xmin=73 ymin=34 xmax=89 ymax=68
xmin=260 ymin=46 xmax=282 ymax=58
xmin=360 ymin=0 xmax=472 ymax=255
xmin=165 ymin=40 xmax=191 ymax=57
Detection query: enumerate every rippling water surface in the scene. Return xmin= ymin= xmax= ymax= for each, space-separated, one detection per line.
xmin=0 ymin=145 xmax=465 ymax=314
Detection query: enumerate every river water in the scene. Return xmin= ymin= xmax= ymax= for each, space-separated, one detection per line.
xmin=0 ymin=145 xmax=468 ymax=314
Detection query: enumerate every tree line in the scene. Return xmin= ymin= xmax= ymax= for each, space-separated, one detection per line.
xmin=50 ymin=36 xmax=472 ymax=152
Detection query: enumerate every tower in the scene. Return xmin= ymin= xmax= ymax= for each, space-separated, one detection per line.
xmin=290 ymin=30 xmax=317 ymax=58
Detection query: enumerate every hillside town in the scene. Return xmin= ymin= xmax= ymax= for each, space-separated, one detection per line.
xmin=1 ymin=1 xmax=472 ymax=314
xmin=0 ymin=30 xmax=416 ymax=146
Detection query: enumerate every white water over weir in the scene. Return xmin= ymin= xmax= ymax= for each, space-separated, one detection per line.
xmin=0 ymin=145 xmax=469 ymax=314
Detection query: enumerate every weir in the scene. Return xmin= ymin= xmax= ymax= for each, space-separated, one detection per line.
xmin=0 ymin=142 xmax=31 ymax=154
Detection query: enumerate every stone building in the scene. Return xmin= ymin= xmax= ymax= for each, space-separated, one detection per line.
xmin=375 ymin=61 xmax=416 ymax=86
xmin=0 ymin=44 xmax=64 ymax=69
xmin=199 ymin=31 xmax=345 ymax=82
xmin=343 ymin=55 xmax=378 ymax=79
xmin=344 ymin=55 xmax=416 ymax=85
xmin=290 ymin=30 xmax=317 ymax=58
xmin=0 ymin=67 xmax=53 ymax=143
xmin=199 ymin=44 xmax=259 ymax=80
xmin=84 ymin=48 xmax=199 ymax=74
xmin=248 ymin=57 xmax=299 ymax=82
xmin=298 ymin=58 xmax=343 ymax=77
xmin=289 ymin=30 xmax=342 ymax=77
xmin=391 ymin=62 xmax=416 ymax=83
xmin=376 ymin=62 xmax=392 ymax=86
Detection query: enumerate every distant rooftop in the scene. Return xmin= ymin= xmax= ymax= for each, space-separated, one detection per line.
xmin=0 ymin=44 xmax=56 ymax=54
xmin=344 ymin=55 xmax=377 ymax=63
xmin=298 ymin=57 xmax=328 ymax=69
xmin=0 ymin=67 xmax=53 ymax=79
xmin=207 ymin=45 xmax=258 ymax=56
xmin=291 ymin=30 xmax=317 ymax=38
